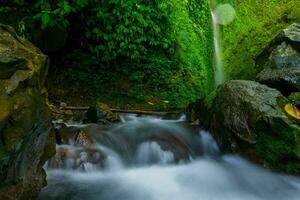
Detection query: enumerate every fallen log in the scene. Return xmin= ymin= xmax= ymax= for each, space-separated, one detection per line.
xmin=60 ymin=106 xmax=180 ymax=116
xmin=111 ymin=108 xmax=180 ymax=116
xmin=61 ymin=106 xmax=89 ymax=110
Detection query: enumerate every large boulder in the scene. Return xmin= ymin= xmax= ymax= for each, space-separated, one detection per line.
xmin=198 ymin=80 xmax=300 ymax=174
xmin=0 ymin=24 xmax=55 ymax=199
xmin=256 ymin=23 xmax=300 ymax=95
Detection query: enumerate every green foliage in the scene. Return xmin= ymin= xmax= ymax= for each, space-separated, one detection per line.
xmin=217 ymin=0 xmax=300 ymax=80
xmin=1 ymin=0 xmax=213 ymax=109
xmin=0 ymin=0 xmax=88 ymax=37
xmin=83 ymin=0 xmax=174 ymax=62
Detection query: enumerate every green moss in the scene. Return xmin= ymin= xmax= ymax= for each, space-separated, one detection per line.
xmin=217 ymin=0 xmax=300 ymax=80
xmin=149 ymin=0 xmax=213 ymax=109
xmin=204 ymin=90 xmax=218 ymax=110
xmin=171 ymin=0 xmax=214 ymax=96
xmin=256 ymin=117 xmax=300 ymax=174
xmin=289 ymin=92 xmax=300 ymax=106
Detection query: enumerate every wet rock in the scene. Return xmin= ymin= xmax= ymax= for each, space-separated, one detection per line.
xmin=59 ymin=102 xmax=67 ymax=108
xmin=84 ymin=106 xmax=98 ymax=123
xmin=75 ymin=147 xmax=105 ymax=169
xmin=83 ymin=103 xmax=120 ymax=124
xmin=148 ymin=134 xmax=192 ymax=163
xmin=256 ymin=23 xmax=300 ymax=95
xmin=0 ymin=24 xmax=55 ymax=199
xmin=65 ymin=110 xmax=74 ymax=116
xmin=53 ymin=123 xmax=78 ymax=144
xmin=198 ymin=80 xmax=300 ymax=174
xmin=96 ymin=102 xmax=121 ymax=123
xmin=49 ymin=103 xmax=82 ymax=121
xmin=50 ymin=145 xmax=105 ymax=170
xmin=51 ymin=146 xmax=78 ymax=168
xmin=74 ymin=130 xmax=94 ymax=147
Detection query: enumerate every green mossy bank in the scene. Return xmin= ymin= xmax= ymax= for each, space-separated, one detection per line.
xmin=217 ymin=0 xmax=300 ymax=80
xmin=160 ymin=0 xmax=214 ymax=108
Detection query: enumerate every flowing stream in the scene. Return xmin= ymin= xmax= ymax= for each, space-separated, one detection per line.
xmin=38 ymin=114 xmax=300 ymax=200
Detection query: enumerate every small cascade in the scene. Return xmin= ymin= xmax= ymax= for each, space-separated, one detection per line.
xmin=39 ymin=114 xmax=300 ymax=200
xmin=46 ymin=113 xmax=194 ymax=172
xmin=199 ymin=130 xmax=220 ymax=158
xmin=135 ymin=141 xmax=175 ymax=166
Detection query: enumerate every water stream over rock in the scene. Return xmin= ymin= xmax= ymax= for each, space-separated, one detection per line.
xmin=211 ymin=3 xmax=236 ymax=87
xmin=37 ymin=114 xmax=300 ymax=200
xmin=211 ymin=10 xmax=224 ymax=87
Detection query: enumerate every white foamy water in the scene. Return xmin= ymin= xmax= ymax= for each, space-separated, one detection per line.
xmin=39 ymin=156 xmax=300 ymax=200
xmin=136 ymin=141 xmax=175 ymax=166
xmin=39 ymin=115 xmax=300 ymax=200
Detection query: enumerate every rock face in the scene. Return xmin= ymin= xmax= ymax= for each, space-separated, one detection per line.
xmin=256 ymin=23 xmax=300 ymax=95
xmin=198 ymin=80 xmax=300 ymax=174
xmin=0 ymin=24 xmax=55 ymax=199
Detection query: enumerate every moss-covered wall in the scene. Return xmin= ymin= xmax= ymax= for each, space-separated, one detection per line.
xmin=217 ymin=0 xmax=300 ymax=80
xmin=158 ymin=0 xmax=214 ymax=108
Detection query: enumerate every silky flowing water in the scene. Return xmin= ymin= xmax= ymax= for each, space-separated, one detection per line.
xmin=38 ymin=114 xmax=300 ymax=200
xmin=211 ymin=3 xmax=236 ymax=87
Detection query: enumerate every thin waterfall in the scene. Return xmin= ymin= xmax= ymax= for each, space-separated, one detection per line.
xmin=211 ymin=10 xmax=224 ymax=87
xmin=211 ymin=3 xmax=236 ymax=87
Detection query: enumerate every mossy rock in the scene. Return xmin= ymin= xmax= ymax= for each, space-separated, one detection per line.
xmin=217 ymin=0 xmax=300 ymax=80
xmin=0 ymin=24 xmax=55 ymax=200
xmin=198 ymin=80 xmax=300 ymax=174
xmin=256 ymin=23 xmax=300 ymax=95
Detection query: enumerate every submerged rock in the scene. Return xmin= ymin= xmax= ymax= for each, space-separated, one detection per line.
xmin=256 ymin=23 xmax=300 ymax=95
xmin=49 ymin=145 xmax=106 ymax=171
xmin=198 ymin=80 xmax=300 ymax=174
xmin=0 ymin=24 xmax=55 ymax=199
